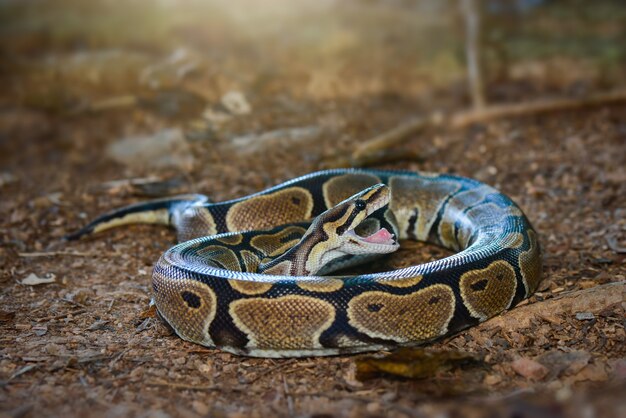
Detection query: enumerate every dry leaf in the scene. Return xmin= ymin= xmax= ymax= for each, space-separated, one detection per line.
xmin=0 ymin=310 xmax=16 ymax=324
xmin=140 ymin=304 xmax=157 ymax=318
xmin=20 ymin=273 xmax=56 ymax=286
xmin=86 ymin=320 xmax=110 ymax=331
xmin=355 ymin=348 xmax=482 ymax=380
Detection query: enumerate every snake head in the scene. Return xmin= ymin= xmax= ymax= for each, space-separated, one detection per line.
xmin=304 ymin=183 xmax=400 ymax=275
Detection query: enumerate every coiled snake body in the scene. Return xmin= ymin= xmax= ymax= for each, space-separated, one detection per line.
xmin=70 ymin=169 xmax=542 ymax=357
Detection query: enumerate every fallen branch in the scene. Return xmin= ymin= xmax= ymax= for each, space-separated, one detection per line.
xmin=350 ymin=89 xmax=626 ymax=166
xmin=351 ymin=114 xmax=442 ymax=163
xmin=479 ymin=281 xmax=625 ymax=330
xmin=449 ymin=89 xmax=626 ymax=128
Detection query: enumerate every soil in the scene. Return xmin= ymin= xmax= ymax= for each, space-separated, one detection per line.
xmin=1 ymin=3 xmax=626 ymax=418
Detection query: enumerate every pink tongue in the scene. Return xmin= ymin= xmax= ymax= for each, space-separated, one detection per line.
xmin=363 ymin=227 xmax=394 ymax=244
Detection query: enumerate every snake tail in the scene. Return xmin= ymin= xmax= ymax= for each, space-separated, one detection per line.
xmin=64 ymin=194 xmax=209 ymax=240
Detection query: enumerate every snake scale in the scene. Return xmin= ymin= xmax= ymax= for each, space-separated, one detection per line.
xmin=69 ymin=169 xmax=542 ymax=357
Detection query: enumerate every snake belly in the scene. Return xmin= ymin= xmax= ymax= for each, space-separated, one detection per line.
xmin=138 ymin=169 xmax=540 ymax=357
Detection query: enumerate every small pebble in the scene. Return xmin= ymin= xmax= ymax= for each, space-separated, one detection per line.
xmin=575 ymin=312 xmax=595 ymax=321
xmin=483 ymin=374 xmax=502 ymax=385
xmin=511 ymin=357 xmax=549 ymax=380
xmin=192 ymin=400 xmax=210 ymax=415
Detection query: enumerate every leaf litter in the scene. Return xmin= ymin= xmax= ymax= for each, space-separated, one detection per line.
xmin=1 ymin=2 xmax=625 ymax=416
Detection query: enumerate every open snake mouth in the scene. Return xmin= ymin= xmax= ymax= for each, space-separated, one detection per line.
xmin=345 ymin=187 xmax=398 ymax=249
xmin=347 ymin=219 xmax=397 ymax=248
xmin=353 ymin=226 xmax=396 ymax=245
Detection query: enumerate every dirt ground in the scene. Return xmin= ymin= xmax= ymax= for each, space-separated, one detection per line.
xmin=1 ymin=2 xmax=626 ymax=418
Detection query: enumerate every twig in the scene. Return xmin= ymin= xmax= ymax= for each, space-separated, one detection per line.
xmin=106 ymin=299 xmax=116 ymax=314
xmin=244 ymin=359 xmax=297 ymax=384
xmin=18 ymin=251 xmax=99 ymax=258
xmin=134 ymin=318 xmax=154 ymax=333
xmin=146 ymin=380 xmax=244 ymax=393
xmin=34 ymin=309 xmax=87 ymax=323
xmin=77 ymin=354 xmax=110 ymax=364
xmin=109 ymin=348 xmax=130 ymax=369
xmin=9 ymin=364 xmax=38 ymax=380
xmin=58 ymin=298 xmax=87 ymax=309
xmin=289 ymin=391 xmax=371 ymax=403
xmin=283 ymin=375 xmax=294 ymax=416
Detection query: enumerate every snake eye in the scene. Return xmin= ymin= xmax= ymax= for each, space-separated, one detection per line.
xmin=354 ymin=199 xmax=366 ymax=211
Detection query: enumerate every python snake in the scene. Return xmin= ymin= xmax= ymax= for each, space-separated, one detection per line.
xmin=69 ymin=169 xmax=542 ymax=357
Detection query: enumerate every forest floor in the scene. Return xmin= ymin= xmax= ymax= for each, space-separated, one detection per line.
xmin=1 ymin=2 xmax=626 ymax=418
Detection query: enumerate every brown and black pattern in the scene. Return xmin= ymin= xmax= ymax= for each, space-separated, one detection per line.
xmin=520 ymin=230 xmax=543 ymax=296
xmin=459 ymin=260 xmax=517 ymax=321
xmin=437 ymin=185 xmax=493 ymax=250
xmin=250 ymin=225 xmax=307 ymax=257
xmin=347 ymin=284 xmax=456 ymax=342
xmin=230 ymin=295 xmax=336 ymax=350
xmin=71 ymin=169 xmax=542 ymax=357
xmin=322 ymin=172 xmax=381 ymax=208
xmin=226 ymin=187 xmax=314 ymax=232
xmin=152 ymin=271 xmax=217 ymax=347
xmin=389 ymin=176 xmax=461 ymax=241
